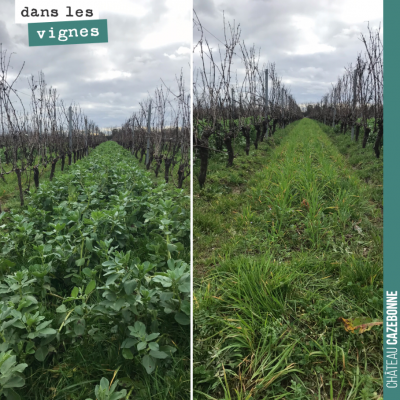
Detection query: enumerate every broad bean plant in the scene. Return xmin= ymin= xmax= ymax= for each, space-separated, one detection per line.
xmin=0 ymin=141 xmax=190 ymax=399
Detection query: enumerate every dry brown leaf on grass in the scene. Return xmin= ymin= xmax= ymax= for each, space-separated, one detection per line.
xmin=339 ymin=317 xmax=383 ymax=334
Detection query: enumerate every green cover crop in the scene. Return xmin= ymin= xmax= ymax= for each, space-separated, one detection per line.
xmin=0 ymin=141 xmax=190 ymax=399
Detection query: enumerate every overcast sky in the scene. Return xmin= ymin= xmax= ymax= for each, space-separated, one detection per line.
xmin=0 ymin=0 xmax=190 ymax=130
xmin=193 ymin=0 xmax=382 ymax=105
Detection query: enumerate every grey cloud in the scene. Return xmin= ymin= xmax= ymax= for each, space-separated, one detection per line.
xmin=194 ymin=0 xmax=218 ymax=17
xmin=194 ymin=0 xmax=382 ymax=104
xmin=0 ymin=0 xmax=190 ymax=129
xmin=0 ymin=21 xmax=11 ymax=47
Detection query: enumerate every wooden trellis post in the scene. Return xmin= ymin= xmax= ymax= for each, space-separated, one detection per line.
xmin=265 ymin=69 xmax=269 ymax=139
xmin=145 ymin=101 xmax=152 ymax=167
xmin=351 ymin=69 xmax=357 ymax=141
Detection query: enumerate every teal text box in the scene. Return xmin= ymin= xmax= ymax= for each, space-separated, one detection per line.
xmin=28 ymin=19 xmax=108 ymax=46
xmin=384 ymin=0 xmax=400 ymax=398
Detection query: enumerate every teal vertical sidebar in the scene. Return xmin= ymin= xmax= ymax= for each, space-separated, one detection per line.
xmin=384 ymin=0 xmax=400 ymax=398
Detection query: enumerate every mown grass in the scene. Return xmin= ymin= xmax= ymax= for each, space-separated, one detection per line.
xmin=193 ymin=128 xmax=283 ymax=277
xmin=194 ymin=118 xmax=383 ymax=400
xmin=318 ymin=122 xmax=383 ymax=208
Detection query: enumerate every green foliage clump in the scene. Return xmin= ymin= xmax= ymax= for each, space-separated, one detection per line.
xmin=0 ymin=141 xmax=190 ymax=399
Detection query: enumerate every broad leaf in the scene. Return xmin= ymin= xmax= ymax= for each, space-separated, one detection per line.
xmin=148 ymin=342 xmax=159 ymax=351
xmin=56 ymin=304 xmax=67 ymax=313
xmin=175 ymin=312 xmax=190 ymax=325
xmin=36 ymin=320 xmax=52 ymax=331
xmin=3 ymin=388 xmax=22 ymax=400
xmin=121 ymin=338 xmax=138 ymax=348
xmin=85 ymin=280 xmax=96 ymax=295
xmin=75 ymin=258 xmax=86 ymax=267
xmin=124 ymin=279 xmax=137 ymax=295
xmin=74 ymin=319 xmax=85 ymax=336
xmin=178 ymin=281 xmax=190 ymax=293
xmin=35 ymin=346 xmax=49 ymax=362
xmin=3 ymin=375 xmax=25 ymax=389
xmin=0 ymin=356 xmax=16 ymax=375
xmin=122 ymin=348 xmax=133 ymax=359
xmin=36 ymin=328 xmax=57 ymax=336
xmin=149 ymin=350 xmax=168 ymax=359
xmin=137 ymin=342 xmax=147 ymax=351
xmin=180 ymin=300 xmax=190 ymax=315
xmin=71 ymin=287 xmax=79 ymax=298
xmin=142 ymin=355 xmax=156 ymax=374
xmin=145 ymin=333 xmax=160 ymax=341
